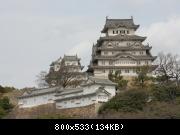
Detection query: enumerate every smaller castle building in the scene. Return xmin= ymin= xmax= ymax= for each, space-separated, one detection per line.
xmin=50 ymin=55 xmax=84 ymax=72
xmin=47 ymin=55 xmax=86 ymax=87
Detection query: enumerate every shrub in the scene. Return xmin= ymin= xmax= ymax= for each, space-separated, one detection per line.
xmin=108 ymin=71 xmax=128 ymax=90
xmin=0 ymin=85 xmax=16 ymax=93
xmin=99 ymin=89 xmax=148 ymax=113
xmin=0 ymin=97 xmax=13 ymax=111
xmin=0 ymin=85 xmax=6 ymax=93
xmin=0 ymin=106 xmax=6 ymax=119
xmin=151 ymin=85 xmax=178 ymax=102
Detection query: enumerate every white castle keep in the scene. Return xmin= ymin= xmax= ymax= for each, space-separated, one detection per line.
xmin=88 ymin=17 xmax=157 ymax=78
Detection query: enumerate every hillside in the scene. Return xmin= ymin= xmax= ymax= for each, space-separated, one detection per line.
xmin=97 ymin=86 xmax=180 ymax=119
xmin=0 ymin=85 xmax=24 ymax=118
xmin=2 ymin=81 xmax=180 ymax=119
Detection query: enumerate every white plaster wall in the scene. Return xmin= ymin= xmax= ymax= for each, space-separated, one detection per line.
xmin=94 ymin=68 xmax=138 ymax=78
xmin=104 ymin=85 xmax=116 ymax=97
xmin=65 ymin=61 xmax=78 ymax=66
xmin=94 ymin=69 xmax=109 ymax=78
xmin=120 ymin=69 xmax=137 ymax=76
xmin=108 ymin=28 xmax=135 ymax=36
xmin=96 ymin=93 xmax=109 ymax=102
xmin=56 ymin=91 xmax=112 ymax=109
xmin=129 ymin=29 xmax=135 ymax=35
xmin=56 ymin=92 xmax=83 ymax=99
xmin=98 ymin=60 xmax=113 ymax=66
xmin=115 ymin=60 xmax=136 ymax=66
xmin=56 ymin=95 xmax=97 ymax=109
xmin=117 ymin=41 xmax=130 ymax=47
xmin=18 ymin=93 xmax=56 ymax=108
xmin=137 ymin=60 xmax=152 ymax=65
xmin=101 ymin=51 xmax=114 ymax=56
xmin=97 ymin=59 xmax=152 ymax=66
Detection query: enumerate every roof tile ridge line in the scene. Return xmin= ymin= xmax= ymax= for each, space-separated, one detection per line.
xmin=107 ymin=18 xmax=133 ymax=21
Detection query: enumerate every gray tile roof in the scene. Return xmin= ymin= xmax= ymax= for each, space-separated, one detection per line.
xmin=55 ymin=86 xmax=111 ymax=102
xmin=50 ymin=57 xmax=62 ymax=66
xmin=91 ymin=65 xmax=158 ymax=70
xmin=98 ymin=34 xmax=146 ymax=42
xmin=90 ymin=76 xmax=116 ymax=85
xmin=94 ymin=53 xmax=156 ymax=60
xmin=64 ymin=55 xmax=80 ymax=61
xmin=102 ymin=18 xmax=139 ymax=33
xmin=55 ymin=88 xmax=83 ymax=96
xmin=97 ymin=45 xmax=152 ymax=51
xmin=81 ymin=76 xmax=117 ymax=86
xmin=18 ymin=87 xmax=61 ymax=99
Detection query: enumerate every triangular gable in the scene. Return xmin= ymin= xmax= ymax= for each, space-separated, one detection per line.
xmin=117 ymin=55 xmax=136 ymax=60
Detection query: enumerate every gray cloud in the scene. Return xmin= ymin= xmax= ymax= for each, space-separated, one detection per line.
xmin=0 ymin=0 xmax=180 ymax=88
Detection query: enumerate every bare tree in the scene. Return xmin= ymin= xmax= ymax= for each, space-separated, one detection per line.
xmin=172 ymin=56 xmax=180 ymax=87
xmin=45 ymin=60 xmax=84 ymax=88
xmin=155 ymin=52 xmax=180 ymax=86
xmin=36 ymin=71 xmax=49 ymax=88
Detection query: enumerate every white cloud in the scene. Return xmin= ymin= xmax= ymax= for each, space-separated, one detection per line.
xmin=138 ymin=16 xmax=180 ymax=55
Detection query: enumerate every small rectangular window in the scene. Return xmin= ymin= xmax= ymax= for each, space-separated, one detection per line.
xmin=109 ymin=61 xmax=113 ymax=65
xmin=102 ymin=61 xmax=105 ymax=65
xmin=137 ymin=61 xmax=141 ymax=65
xmin=125 ymin=69 xmax=129 ymax=73
xmin=127 ymin=30 xmax=129 ymax=34
xmin=133 ymin=69 xmax=136 ymax=73
xmin=118 ymin=70 xmax=121 ymax=73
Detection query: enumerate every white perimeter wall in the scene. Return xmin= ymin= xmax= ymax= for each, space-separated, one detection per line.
xmin=18 ymin=93 xmax=56 ymax=108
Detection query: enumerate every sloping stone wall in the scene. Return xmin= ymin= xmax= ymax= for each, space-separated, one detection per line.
xmin=6 ymin=103 xmax=99 ymax=119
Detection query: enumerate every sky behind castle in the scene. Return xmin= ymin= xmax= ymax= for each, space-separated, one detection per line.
xmin=0 ymin=0 xmax=180 ymax=88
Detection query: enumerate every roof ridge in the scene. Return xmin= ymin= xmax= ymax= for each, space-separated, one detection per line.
xmin=107 ymin=18 xmax=133 ymax=21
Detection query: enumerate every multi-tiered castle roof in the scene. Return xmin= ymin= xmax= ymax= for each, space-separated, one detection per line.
xmin=88 ymin=17 xmax=157 ymax=77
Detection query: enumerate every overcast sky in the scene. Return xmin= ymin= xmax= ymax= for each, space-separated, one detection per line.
xmin=0 ymin=0 xmax=180 ymax=88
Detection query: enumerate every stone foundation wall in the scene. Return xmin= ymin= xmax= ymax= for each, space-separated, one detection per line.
xmin=6 ymin=103 xmax=100 ymax=119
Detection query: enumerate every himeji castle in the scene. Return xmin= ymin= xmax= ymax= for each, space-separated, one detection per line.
xmin=88 ymin=17 xmax=157 ymax=78
xmin=18 ymin=17 xmax=157 ymax=109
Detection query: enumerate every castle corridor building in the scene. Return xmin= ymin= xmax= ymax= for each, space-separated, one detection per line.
xmin=88 ymin=17 xmax=157 ymax=78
